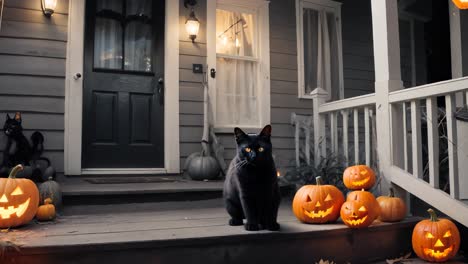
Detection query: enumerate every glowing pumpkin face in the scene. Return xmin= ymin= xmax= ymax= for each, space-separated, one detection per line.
xmin=292 ymin=177 xmax=344 ymax=224
xmin=412 ymin=209 xmax=460 ymax=262
xmin=340 ymin=200 xmax=375 ymax=228
xmin=343 ymin=165 xmax=376 ymax=190
xmin=0 ymin=165 xmax=39 ymax=228
xmin=452 ymin=0 xmax=468 ymax=9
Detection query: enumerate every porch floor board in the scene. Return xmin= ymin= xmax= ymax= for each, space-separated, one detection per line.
xmin=2 ymin=199 xmax=421 ymax=263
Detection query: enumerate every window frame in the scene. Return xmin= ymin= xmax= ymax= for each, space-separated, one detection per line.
xmin=296 ymin=0 xmax=344 ymax=100
xmin=207 ymin=0 xmax=270 ymax=133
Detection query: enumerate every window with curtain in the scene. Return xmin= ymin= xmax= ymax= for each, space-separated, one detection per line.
xmin=298 ymin=0 xmax=343 ymax=101
xmin=214 ymin=8 xmax=259 ymax=127
xmin=93 ymin=0 xmax=153 ymax=72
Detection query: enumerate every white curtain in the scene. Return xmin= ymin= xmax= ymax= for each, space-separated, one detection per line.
xmin=94 ymin=0 xmax=152 ymax=72
xmin=125 ymin=0 xmax=152 ymax=72
xmin=94 ymin=0 xmax=122 ymax=69
xmin=303 ymin=8 xmax=340 ymax=101
xmin=215 ymin=9 xmax=258 ymax=126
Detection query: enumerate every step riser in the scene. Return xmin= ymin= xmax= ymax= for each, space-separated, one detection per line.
xmin=5 ymin=223 xmax=414 ymax=264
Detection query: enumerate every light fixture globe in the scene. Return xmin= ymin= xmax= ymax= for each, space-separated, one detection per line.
xmin=41 ymin=0 xmax=57 ymax=17
xmin=452 ymin=0 xmax=468 ymax=9
xmin=185 ymin=10 xmax=200 ymax=43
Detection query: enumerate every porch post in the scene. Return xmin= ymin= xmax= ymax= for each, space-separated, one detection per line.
xmin=370 ymin=0 xmax=405 ymax=195
xmin=448 ymin=0 xmax=465 ymax=106
xmin=311 ymin=88 xmax=328 ymax=166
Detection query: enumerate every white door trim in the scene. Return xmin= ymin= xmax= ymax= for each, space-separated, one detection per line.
xmin=64 ymin=0 xmax=180 ymax=175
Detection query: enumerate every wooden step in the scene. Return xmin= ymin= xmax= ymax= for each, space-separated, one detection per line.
xmin=60 ymin=176 xmax=294 ymax=206
xmin=2 ymin=199 xmax=421 ymax=264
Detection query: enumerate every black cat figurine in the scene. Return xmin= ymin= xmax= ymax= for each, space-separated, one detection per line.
xmin=1 ymin=112 xmax=49 ymax=182
xmin=223 ymin=125 xmax=281 ymax=231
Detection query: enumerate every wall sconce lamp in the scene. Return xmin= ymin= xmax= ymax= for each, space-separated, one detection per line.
xmin=184 ymin=0 xmax=200 ymax=43
xmin=41 ymin=0 xmax=57 ymax=17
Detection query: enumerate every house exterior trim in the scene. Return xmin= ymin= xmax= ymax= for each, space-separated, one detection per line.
xmin=64 ymin=0 xmax=180 ymax=175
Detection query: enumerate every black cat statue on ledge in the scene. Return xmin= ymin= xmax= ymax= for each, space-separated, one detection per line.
xmin=0 ymin=112 xmax=55 ymax=182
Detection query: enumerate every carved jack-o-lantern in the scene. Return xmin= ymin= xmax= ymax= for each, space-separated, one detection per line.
xmin=452 ymin=0 xmax=468 ymax=9
xmin=0 ymin=165 xmax=40 ymax=228
xmin=341 ymin=189 xmax=380 ymax=228
xmin=292 ymin=176 xmax=345 ymax=224
xmin=343 ymin=165 xmax=376 ymax=190
xmin=340 ymin=199 xmax=375 ymax=228
xmin=412 ymin=209 xmax=460 ymax=262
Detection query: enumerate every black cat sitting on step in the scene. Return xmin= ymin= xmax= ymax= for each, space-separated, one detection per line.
xmin=1 ymin=112 xmax=50 ymax=182
xmin=223 ymin=125 xmax=281 ymax=231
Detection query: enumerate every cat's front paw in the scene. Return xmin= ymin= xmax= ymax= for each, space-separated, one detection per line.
xmin=229 ymin=218 xmax=243 ymax=226
xmin=265 ymin=222 xmax=280 ymax=231
xmin=244 ymin=223 xmax=260 ymax=231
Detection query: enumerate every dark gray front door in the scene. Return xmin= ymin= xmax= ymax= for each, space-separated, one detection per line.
xmin=82 ymin=0 xmax=164 ymax=168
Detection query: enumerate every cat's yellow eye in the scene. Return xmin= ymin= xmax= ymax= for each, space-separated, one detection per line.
xmin=245 ymin=147 xmax=251 ymax=153
xmin=258 ymin=147 xmax=264 ymax=152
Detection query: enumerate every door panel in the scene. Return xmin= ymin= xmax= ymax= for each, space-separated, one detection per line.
xmin=83 ymin=0 xmax=165 ymax=168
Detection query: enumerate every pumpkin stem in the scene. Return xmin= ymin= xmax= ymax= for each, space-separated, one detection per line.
xmin=389 ymin=188 xmax=395 ymax=197
xmin=44 ymin=198 xmax=53 ymax=205
xmin=316 ymin=176 xmax=323 ymax=186
xmin=9 ymin=165 xmax=24 ymax=179
xmin=427 ymin=208 xmax=439 ymax=222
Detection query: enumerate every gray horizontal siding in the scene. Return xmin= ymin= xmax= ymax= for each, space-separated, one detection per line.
xmin=0 ymin=0 xmax=68 ymax=173
xmin=179 ymin=0 xmax=206 ymax=164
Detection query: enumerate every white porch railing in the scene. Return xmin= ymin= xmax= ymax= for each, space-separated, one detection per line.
xmin=311 ymin=88 xmax=376 ymax=167
xmin=310 ymin=77 xmax=468 ymax=227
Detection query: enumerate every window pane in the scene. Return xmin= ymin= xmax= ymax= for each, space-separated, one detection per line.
xmin=216 ymin=9 xmax=255 ymax=57
xmin=303 ymin=8 xmax=319 ymax=95
xmin=302 ymin=8 xmax=340 ymax=100
xmin=94 ymin=0 xmax=123 ymax=70
xmin=216 ymin=58 xmax=259 ymax=126
xmin=124 ymin=0 xmax=152 ymax=72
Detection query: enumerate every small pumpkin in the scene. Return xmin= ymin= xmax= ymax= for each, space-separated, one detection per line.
xmin=292 ymin=176 xmax=345 ymax=224
xmin=38 ymin=177 xmax=62 ymax=209
xmin=0 ymin=165 xmax=40 ymax=228
xmin=340 ymin=199 xmax=376 ymax=228
xmin=412 ymin=209 xmax=460 ymax=262
xmin=187 ymin=151 xmax=220 ymax=180
xmin=376 ymin=188 xmax=406 ymax=222
xmin=343 ymin=165 xmax=376 ymax=190
xmin=35 ymin=198 xmax=56 ymax=221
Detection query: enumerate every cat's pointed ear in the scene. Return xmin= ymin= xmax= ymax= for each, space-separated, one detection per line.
xmin=234 ymin=127 xmax=247 ymax=142
xmin=259 ymin=125 xmax=272 ymax=138
xmin=6 ymin=113 xmax=11 ymax=120
xmin=14 ymin=112 xmax=22 ymax=122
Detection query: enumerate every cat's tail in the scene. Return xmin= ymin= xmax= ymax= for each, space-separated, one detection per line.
xmin=31 ymin=131 xmax=45 ymax=161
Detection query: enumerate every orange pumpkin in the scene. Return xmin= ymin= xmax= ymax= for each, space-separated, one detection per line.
xmin=340 ymin=199 xmax=376 ymax=228
xmin=343 ymin=165 xmax=376 ymax=190
xmin=0 ymin=165 xmax=40 ymax=228
xmin=292 ymin=176 xmax=344 ymax=224
xmin=346 ymin=189 xmax=381 ymax=217
xmin=36 ymin=198 xmax=56 ymax=221
xmin=377 ymin=188 xmax=406 ymax=222
xmin=452 ymin=0 xmax=468 ymax=9
xmin=412 ymin=209 xmax=460 ymax=262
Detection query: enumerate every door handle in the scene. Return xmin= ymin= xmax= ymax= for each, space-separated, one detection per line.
xmin=157 ymin=77 xmax=164 ymax=105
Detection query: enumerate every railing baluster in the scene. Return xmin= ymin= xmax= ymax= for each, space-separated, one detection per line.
xmin=342 ymin=110 xmax=349 ymax=166
xmin=402 ymin=103 xmax=408 ymax=171
xmin=445 ymin=94 xmax=460 ymax=199
xmin=411 ymin=100 xmax=423 ymax=178
xmin=330 ymin=112 xmax=338 ymax=154
xmin=426 ymin=97 xmax=439 ymax=188
xmin=364 ymin=107 xmax=371 ymax=166
xmin=354 ymin=109 xmax=359 ymax=165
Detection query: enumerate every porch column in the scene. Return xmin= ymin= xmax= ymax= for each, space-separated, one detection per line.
xmin=370 ymin=0 xmax=405 ymax=194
